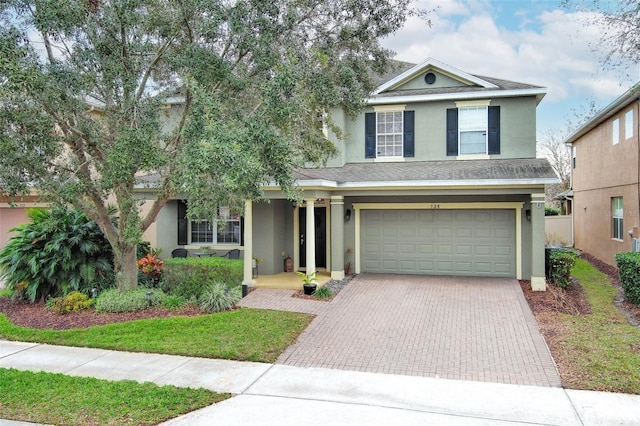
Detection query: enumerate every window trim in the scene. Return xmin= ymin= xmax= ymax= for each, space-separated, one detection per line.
xmin=625 ymin=109 xmax=634 ymax=140
xmin=458 ymin=105 xmax=488 ymax=155
xmin=189 ymin=214 xmax=242 ymax=246
xmin=612 ymin=197 xmax=624 ymax=241
xmin=375 ymin=110 xmax=404 ymax=158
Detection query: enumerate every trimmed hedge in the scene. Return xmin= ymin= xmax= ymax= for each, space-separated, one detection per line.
xmin=615 ymin=252 xmax=640 ymax=306
xmin=162 ymin=257 xmax=243 ymax=300
xmin=545 ymin=207 xmax=560 ymax=216
xmin=545 ymin=247 xmax=578 ymax=288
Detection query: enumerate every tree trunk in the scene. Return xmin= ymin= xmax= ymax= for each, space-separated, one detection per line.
xmin=114 ymin=243 xmax=139 ymax=291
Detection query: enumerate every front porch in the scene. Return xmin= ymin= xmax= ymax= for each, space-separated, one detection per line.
xmin=251 ymin=270 xmax=332 ymax=290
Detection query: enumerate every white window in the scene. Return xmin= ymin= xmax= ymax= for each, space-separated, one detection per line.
xmin=613 ymin=118 xmax=620 ymax=145
xmin=625 ymin=109 xmax=634 ymax=139
xmin=191 ymin=207 xmax=241 ymax=245
xmin=612 ymin=197 xmax=623 ymax=240
xmin=459 ymin=106 xmax=488 ymax=155
xmin=376 ymin=111 xmax=403 ymax=157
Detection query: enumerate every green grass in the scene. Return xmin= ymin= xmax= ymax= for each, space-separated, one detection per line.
xmin=0 ymin=368 xmax=228 ymax=426
xmin=559 ymin=259 xmax=640 ymax=393
xmin=0 ymin=288 xmax=11 ymax=298
xmin=0 ymin=308 xmax=312 ymax=363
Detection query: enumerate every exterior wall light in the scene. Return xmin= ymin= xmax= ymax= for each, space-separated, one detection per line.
xmin=525 ymin=209 xmax=531 ymax=221
xmin=345 ymin=209 xmax=352 ymax=221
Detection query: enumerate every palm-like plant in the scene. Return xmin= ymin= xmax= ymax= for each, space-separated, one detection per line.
xmin=0 ymin=206 xmax=114 ymax=302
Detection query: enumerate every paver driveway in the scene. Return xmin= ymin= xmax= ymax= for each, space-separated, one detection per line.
xmin=275 ymin=274 xmax=561 ymax=387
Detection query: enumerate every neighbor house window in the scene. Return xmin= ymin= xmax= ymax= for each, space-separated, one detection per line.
xmin=191 ymin=207 xmax=241 ymax=245
xmin=625 ymin=109 xmax=634 ymax=139
xmin=572 ymin=146 xmax=576 ymax=169
xmin=376 ymin=111 xmax=404 ymax=157
xmin=364 ymin=108 xmax=415 ymax=159
xmin=613 ymin=118 xmax=620 ymax=145
xmin=612 ymin=197 xmax=623 ymax=240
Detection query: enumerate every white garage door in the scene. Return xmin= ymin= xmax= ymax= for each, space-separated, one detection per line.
xmin=361 ymin=209 xmax=515 ymax=277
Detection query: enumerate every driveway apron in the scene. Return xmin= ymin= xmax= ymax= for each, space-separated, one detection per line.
xmin=276 ymin=274 xmax=561 ymax=387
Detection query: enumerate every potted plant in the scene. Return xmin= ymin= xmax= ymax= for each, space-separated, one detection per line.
xmin=296 ymin=270 xmax=317 ymax=295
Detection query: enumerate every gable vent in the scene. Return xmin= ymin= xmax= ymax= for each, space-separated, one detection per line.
xmin=424 ymin=72 xmax=436 ymax=84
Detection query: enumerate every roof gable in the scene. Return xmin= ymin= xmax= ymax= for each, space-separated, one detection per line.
xmin=375 ymin=58 xmax=499 ymax=95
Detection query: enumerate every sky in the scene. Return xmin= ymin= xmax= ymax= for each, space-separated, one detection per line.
xmin=381 ymin=0 xmax=640 ymax=140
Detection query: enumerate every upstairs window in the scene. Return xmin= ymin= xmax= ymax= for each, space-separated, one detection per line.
xmin=613 ymin=118 xmax=620 ymax=145
xmin=376 ymin=111 xmax=403 ymax=157
xmin=625 ymin=109 xmax=634 ymax=139
xmin=365 ymin=109 xmax=415 ymax=159
xmin=459 ymin=106 xmax=487 ymax=155
xmin=447 ymin=105 xmax=500 ymax=156
xmin=612 ymin=197 xmax=623 ymax=240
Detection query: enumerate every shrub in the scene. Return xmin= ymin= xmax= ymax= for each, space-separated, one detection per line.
xmin=137 ymin=253 xmax=164 ymax=285
xmin=198 ymin=282 xmax=241 ymax=313
xmin=162 ymin=295 xmax=187 ymax=311
xmin=615 ymin=252 xmax=640 ymax=306
xmin=545 ymin=206 xmax=560 ymax=216
xmin=47 ymin=291 xmax=94 ymax=314
xmin=95 ymin=288 xmax=167 ymax=313
xmin=0 ymin=207 xmax=114 ymax=302
xmin=162 ymin=257 xmax=243 ymax=299
xmin=313 ymin=286 xmax=333 ymax=299
xmin=546 ymin=248 xmax=578 ymax=289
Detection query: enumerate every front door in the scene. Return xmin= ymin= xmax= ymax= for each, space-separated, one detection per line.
xmin=299 ymin=207 xmax=327 ymax=269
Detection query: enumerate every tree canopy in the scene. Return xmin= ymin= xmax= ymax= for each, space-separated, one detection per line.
xmin=0 ymin=0 xmax=412 ymax=289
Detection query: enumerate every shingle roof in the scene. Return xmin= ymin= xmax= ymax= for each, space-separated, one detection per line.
xmin=375 ymin=75 xmax=543 ymax=99
xmin=294 ymin=158 xmax=557 ymax=185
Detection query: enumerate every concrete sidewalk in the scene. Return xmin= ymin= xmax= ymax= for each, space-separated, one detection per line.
xmin=2 ymin=341 xmax=640 ymax=425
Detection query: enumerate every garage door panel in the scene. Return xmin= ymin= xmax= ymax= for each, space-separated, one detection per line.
xmin=361 ymin=209 xmax=515 ymax=277
xmin=382 ymin=243 xmax=398 ymax=254
xmin=418 ymin=244 xmax=434 ymax=254
xmin=456 ymin=245 xmax=473 ymax=255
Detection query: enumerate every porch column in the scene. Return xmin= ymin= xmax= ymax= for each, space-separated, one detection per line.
xmin=242 ymin=199 xmax=253 ymax=286
xmin=330 ymin=196 xmax=345 ymax=280
xmin=305 ymin=198 xmax=316 ymax=278
xmin=531 ymin=194 xmax=546 ymax=291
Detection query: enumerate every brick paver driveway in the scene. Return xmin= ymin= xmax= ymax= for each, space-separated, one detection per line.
xmin=275 ymin=274 xmax=561 ymax=387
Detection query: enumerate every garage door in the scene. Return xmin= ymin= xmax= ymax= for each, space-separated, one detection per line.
xmin=361 ymin=209 xmax=515 ymax=277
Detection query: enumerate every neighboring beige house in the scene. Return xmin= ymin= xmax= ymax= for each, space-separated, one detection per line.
xmin=145 ymin=58 xmax=558 ymax=290
xmin=565 ymin=84 xmax=640 ymax=267
xmin=0 ymin=194 xmax=46 ymax=249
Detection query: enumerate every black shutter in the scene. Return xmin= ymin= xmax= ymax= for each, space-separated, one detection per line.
xmin=365 ymin=112 xmax=376 ymax=158
xmin=177 ymin=200 xmax=188 ymax=245
xmin=403 ymin=111 xmax=415 ymax=157
xmin=488 ymin=106 xmax=500 ymax=155
xmin=240 ymin=216 xmax=245 ymax=246
xmin=446 ymin=108 xmax=458 ymax=156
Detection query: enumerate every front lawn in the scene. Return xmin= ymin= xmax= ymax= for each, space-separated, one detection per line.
xmin=0 ymin=307 xmax=312 ymax=363
xmin=548 ymin=259 xmax=640 ymax=393
xmin=0 ymin=368 xmax=228 ymax=426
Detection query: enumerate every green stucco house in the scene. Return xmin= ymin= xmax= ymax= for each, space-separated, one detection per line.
xmin=147 ymin=58 xmax=558 ymax=290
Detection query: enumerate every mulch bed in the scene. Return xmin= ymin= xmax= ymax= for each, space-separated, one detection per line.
xmin=0 ymin=298 xmax=204 ymax=330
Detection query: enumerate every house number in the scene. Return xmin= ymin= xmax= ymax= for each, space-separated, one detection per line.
xmin=430 ymin=204 xmax=440 ymax=209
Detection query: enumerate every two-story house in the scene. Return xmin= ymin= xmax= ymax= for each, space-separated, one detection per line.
xmin=565 ymin=84 xmax=640 ymax=267
xmin=144 ymin=58 xmax=557 ymax=290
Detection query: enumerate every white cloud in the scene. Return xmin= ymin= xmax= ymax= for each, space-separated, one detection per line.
xmin=383 ymin=1 xmax=638 ymax=109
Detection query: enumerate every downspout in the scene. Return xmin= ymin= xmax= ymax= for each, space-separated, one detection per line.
xmin=567 ymin=195 xmax=574 ymax=247
xmin=636 ymin=100 xmax=640 ymax=246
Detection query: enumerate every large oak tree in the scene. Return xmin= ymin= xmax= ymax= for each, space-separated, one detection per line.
xmin=0 ymin=0 xmax=411 ymax=290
